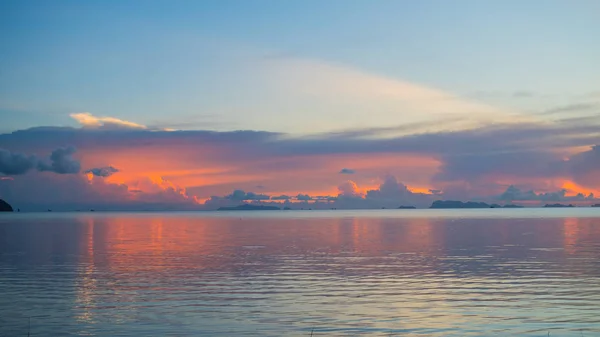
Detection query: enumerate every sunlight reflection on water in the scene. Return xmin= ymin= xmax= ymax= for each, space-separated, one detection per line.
xmin=1 ymin=210 xmax=599 ymax=336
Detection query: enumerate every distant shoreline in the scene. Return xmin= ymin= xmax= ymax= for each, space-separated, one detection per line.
xmin=3 ymin=199 xmax=598 ymax=213
xmin=3 ymin=207 xmax=600 ymax=214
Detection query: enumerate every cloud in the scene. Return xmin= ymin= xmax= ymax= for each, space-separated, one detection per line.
xmin=37 ymin=146 xmax=81 ymax=174
xmin=263 ymin=57 xmax=524 ymax=133
xmin=84 ymin=166 xmax=119 ymax=177
xmin=339 ymin=168 xmax=355 ymax=174
xmin=366 ymin=176 xmax=411 ymax=199
xmin=244 ymin=191 xmax=270 ymax=200
xmin=271 ymin=195 xmax=291 ymax=200
xmin=201 ymin=176 xmax=433 ymax=209
xmin=433 ymin=150 xmax=561 ymax=183
xmin=0 ymin=149 xmax=37 ymax=175
xmin=70 ymin=112 xmax=147 ymax=129
xmin=335 ymin=176 xmax=434 ymax=208
xmin=564 ymin=145 xmax=600 ymax=188
xmin=337 ymin=180 xmax=363 ymax=198
xmin=296 ymin=193 xmax=312 ymax=201
xmin=222 ymin=189 xmax=270 ymax=201
xmin=498 ymin=185 xmax=595 ymax=203
xmin=1 ymin=147 xmax=81 ymax=175
xmin=512 ymin=91 xmax=535 ymax=98
xmin=0 ymin=173 xmax=199 ymax=211
xmin=1 ymin=113 xmax=600 ymax=208
xmin=542 ymin=103 xmax=598 ymax=115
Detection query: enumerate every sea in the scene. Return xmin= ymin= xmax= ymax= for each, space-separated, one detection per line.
xmin=1 ymin=209 xmax=599 ymax=336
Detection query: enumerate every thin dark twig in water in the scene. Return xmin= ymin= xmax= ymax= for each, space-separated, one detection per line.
xmin=310 ymin=328 xmax=314 ymax=336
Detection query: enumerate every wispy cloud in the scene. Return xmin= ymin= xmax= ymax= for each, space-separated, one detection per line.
xmin=71 ymin=112 xmax=147 ymax=129
xmin=261 ymin=57 xmax=530 ymax=134
xmin=541 ymin=102 xmax=598 ymax=115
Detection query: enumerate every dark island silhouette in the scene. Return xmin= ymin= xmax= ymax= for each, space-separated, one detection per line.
xmin=217 ymin=204 xmax=280 ymax=211
xmin=430 ymin=200 xmax=524 ymax=209
xmin=592 ymin=204 xmax=600 ymax=207
xmin=398 ymin=205 xmax=417 ymax=209
xmin=544 ymin=203 xmax=575 ymax=208
xmin=0 ymin=199 xmax=14 ymax=212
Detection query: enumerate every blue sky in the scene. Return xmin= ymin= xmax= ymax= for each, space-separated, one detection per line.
xmin=1 ymin=0 xmax=599 ymax=133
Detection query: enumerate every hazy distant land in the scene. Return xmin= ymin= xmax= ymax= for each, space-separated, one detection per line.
xmin=3 ymin=198 xmax=600 ymax=213
xmin=217 ymin=204 xmax=280 ymax=211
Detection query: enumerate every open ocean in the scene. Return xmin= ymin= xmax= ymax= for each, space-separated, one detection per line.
xmin=1 ymin=209 xmax=599 ymax=336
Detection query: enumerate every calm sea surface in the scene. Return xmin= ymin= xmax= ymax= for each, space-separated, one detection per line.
xmin=1 ymin=209 xmax=600 ymax=336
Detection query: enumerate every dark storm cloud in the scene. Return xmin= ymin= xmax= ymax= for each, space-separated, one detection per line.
xmin=84 ymin=166 xmax=119 ymax=177
xmin=1 ymin=147 xmax=81 ymax=175
xmin=0 ymin=149 xmax=37 ymax=175
xmin=339 ymin=168 xmax=355 ymax=174
xmin=37 ymin=146 xmax=81 ymax=174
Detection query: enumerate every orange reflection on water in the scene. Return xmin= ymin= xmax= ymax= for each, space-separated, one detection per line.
xmin=563 ymin=217 xmax=600 ymax=255
xmin=75 ymin=215 xmax=447 ymax=273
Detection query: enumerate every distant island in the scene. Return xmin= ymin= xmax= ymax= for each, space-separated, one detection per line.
xmin=0 ymin=199 xmax=13 ymax=212
xmin=544 ymin=203 xmax=575 ymax=208
xmin=592 ymin=204 xmax=600 ymax=207
xmin=217 ymin=204 xmax=280 ymax=211
xmin=501 ymin=204 xmax=524 ymax=208
xmin=430 ymin=200 xmax=523 ymax=209
xmin=398 ymin=205 xmax=416 ymax=209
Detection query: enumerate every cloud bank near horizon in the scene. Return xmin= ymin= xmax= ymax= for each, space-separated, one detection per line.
xmin=1 ymin=113 xmax=599 ymax=210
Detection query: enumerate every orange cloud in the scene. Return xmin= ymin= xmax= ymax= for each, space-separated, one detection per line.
xmin=71 ymin=112 xmax=147 ymax=129
xmin=78 ymin=142 xmax=442 ymax=200
xmin=562 ymin=180 xmax=600 ymax=196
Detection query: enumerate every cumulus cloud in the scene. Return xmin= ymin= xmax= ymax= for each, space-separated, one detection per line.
xmin=70 ymin=112 xmax=147 ymax=129
xmin=337 ymin=180 xmax=363 ymax=198
xmin=271 ymin=195 xmax=291 ymax=200
xmin=37 ymin=147 xmax=81 ymax=174
xmin=0 ymin=149 xmax=37 ymax=175
xmin=498 ymin=185 xmax=596 ymax=203
xmin=204 ymin=189 xmax=270 ymax=208
xmin=339 ymin=168 xmax=355 ymax=174
xmin=222 ymin=189 xmax=270 ymax=201
xmin=84 ymin=166 xmax=119 ymax=177
xmin=1 ymin=147 xmax=81 ymax=175
xmin=366 ymin=176 xmax=410 ymax=199
xmin=0 ymin=173 xmax=199 ymax=211
xmin=296 ymin=193 xmax=312 ymax=201
xmin=565 ymin=145 xmax=600 ymax=189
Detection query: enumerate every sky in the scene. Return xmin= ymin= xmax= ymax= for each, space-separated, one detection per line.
xmin=1 ymin=0 xmax=599 ymax=210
